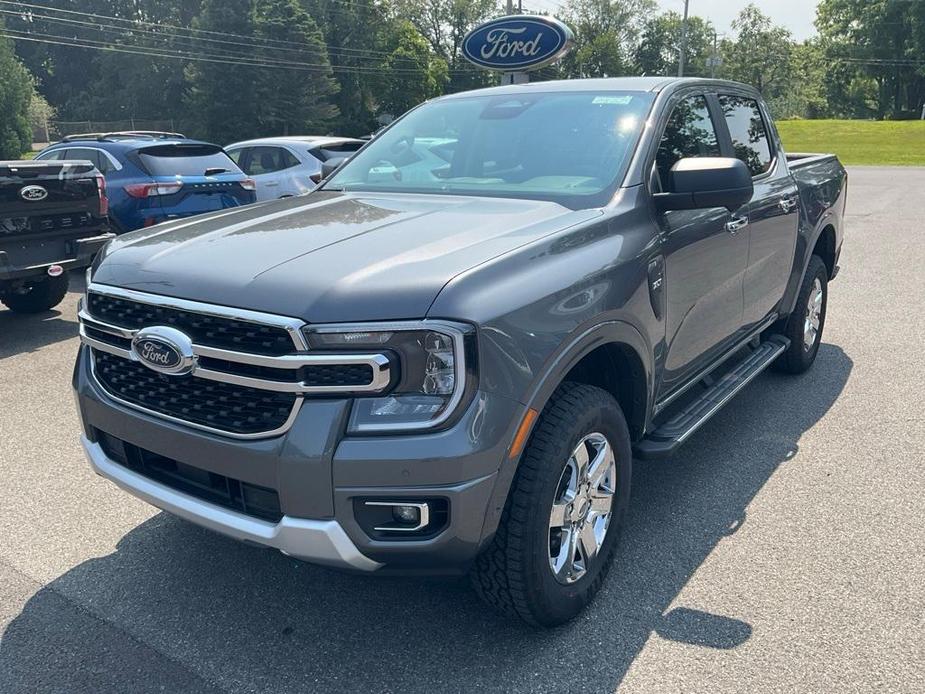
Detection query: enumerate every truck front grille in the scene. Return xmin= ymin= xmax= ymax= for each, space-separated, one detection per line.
xmin=87 ymin=292 xmax=294 ymax=356
xmin=93 ymin=350 xmax=296 ymax=435
xmin=96 ymin=429 xmax=283 ymax=522
xmin=80 ymin=286 xmax=392 ymax=438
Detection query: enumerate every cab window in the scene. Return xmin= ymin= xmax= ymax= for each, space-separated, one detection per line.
xmin=655 ymin=95 xmax=721 ymax=189
xmin=718 ymin=95 xmax=773 ymax=176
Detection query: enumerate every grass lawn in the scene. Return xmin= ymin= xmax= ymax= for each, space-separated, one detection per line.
xmin=777 ymin=119 xmax=925 ymax=166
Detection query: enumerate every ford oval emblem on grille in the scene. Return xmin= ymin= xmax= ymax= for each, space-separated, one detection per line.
xmin=131 ymin=326 xmax=196 ymax=375
xmin=20 ymin=185 xmax=49 ymax=202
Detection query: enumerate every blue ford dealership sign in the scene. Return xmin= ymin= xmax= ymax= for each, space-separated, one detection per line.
xmin=462 ymin=15 xmax=574 ymax=72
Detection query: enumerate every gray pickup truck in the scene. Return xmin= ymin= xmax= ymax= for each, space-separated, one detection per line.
xmin=74 ymin=77 xmax=846 ymax=626
xmin=1 ymin=159 xmax=111 ymax=312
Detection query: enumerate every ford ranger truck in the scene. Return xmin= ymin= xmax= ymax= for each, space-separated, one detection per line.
xmin=1 ymin=159 xmax=111 ymax=313
xmin=73 ymin=78 xmax=846 ymax=626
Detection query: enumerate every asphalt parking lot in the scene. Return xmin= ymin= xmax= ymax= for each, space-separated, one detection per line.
xmin=1 ymin=167 xmax=923 ymax=693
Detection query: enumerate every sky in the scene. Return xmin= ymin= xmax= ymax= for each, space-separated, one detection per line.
xmin=655 ymin=0 xmax=821 ymax=41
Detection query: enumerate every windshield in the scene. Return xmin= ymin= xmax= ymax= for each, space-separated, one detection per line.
xmin=325 ymin=90 xmax=654 ymax=208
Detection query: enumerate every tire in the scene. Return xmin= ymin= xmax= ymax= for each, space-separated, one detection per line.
xmin=1 ymin=273 xmax=70 ymax=314
xmin=772 ymin=255 xmax=828 ymax=374
xmin=471 ymin=382 xmax=632 ymax=627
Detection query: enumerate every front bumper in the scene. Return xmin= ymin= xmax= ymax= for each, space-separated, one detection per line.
xmin=81 ymin=435 xmax=381 ymax=571
xmin=74 ymin=345 xmax=521 ymax=573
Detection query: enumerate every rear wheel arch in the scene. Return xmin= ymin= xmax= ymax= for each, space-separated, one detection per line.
xmin=813 ymin=224 xmax=837 ymax=279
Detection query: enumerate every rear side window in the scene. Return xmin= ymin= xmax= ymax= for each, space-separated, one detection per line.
xmin=36 ymin=149 xmax=65 ymax=161
xmin=656 ymin=95 xmax=721 ymax=188
xmin=718 ymin=95 xmax=773 ymax=176
xmin=244 ymin=146 xmax=299 ymax=175
xmin=137 ymin=144 xmax=241 ymax=176
xmin=65 ymin=147 xmax=116 ymax=173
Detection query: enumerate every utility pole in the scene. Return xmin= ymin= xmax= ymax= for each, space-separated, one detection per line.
xmin=678 ymin=0 xmax=690 ymax=77
xmin=711 ymin=29 xmax=717 ymax=78
xmin=506 ymin=0 xmax=513 ymax=14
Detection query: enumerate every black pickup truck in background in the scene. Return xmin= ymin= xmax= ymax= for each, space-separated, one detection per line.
xmin=1 ymin=159 xmax=112 ymax=313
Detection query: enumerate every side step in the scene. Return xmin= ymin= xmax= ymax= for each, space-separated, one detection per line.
xmin=634 ymin=335 xmax=790 ymax=460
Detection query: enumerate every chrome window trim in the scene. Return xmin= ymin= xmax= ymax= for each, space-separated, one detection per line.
xmin=85 ymin=346 xmax=304 ymax=440
xmin=306 ymin=320 xmax=470 ymax=433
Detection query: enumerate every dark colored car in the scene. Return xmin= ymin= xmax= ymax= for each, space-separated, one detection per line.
xmin=1 ymin=158 xmax=111 ymax=312
xmin=73 ymin=78 xmax=846 ymax=626
xmin=36 ymin=132 xmax=256 ymax=232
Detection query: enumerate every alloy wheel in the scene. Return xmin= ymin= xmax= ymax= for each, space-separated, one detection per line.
xmin=548 ymin=432 xmax=617 ymax=585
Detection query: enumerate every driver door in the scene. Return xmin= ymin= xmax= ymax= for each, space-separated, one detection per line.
xmin=654 ymin=93 xmax=750 ymax=401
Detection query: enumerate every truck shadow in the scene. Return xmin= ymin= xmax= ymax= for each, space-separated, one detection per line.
xmin=0 ymin=345 xmax=852 ymax=693
xmin=0 ymin=271 xmax=84 ymax=359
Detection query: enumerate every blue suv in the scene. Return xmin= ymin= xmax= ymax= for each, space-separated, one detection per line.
xmin=36 ymin=132 xmax=257 ymax=232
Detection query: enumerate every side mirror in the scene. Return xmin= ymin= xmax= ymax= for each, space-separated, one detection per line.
xmin=654 ymin=157 xmax=753 ymax=212
xmin=321 ymin=156 xmax=348 ymax=180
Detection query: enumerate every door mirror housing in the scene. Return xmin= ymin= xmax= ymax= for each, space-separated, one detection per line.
xmin=321 ymin=156 xmax=348 ymax=181
xmin=654 ymin=157 xmax=753 ymax=212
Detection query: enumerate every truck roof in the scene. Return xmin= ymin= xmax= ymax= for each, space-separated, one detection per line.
xmin=438 ymin=76 xmax=759 ymax=100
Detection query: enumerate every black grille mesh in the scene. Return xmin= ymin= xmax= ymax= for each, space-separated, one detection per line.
xmin=87 ymin=292 xmax=295 ymax=356
xmin=94 ymin=351 xmax=296 ymax=435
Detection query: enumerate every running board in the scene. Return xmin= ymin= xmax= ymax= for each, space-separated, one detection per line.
xmin=634 ymin=336 xmax=790 ymax=460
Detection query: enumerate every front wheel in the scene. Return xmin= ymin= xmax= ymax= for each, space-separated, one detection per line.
xmin=471 ymin=382 xmax=632 ymax=627
xmin=1 ymin=273 xmax=69 ymax=314
xmin=773 ymin=254 xmax=828 ymax=374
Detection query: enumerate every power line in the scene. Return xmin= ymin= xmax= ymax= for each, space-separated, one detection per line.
xmin=0 ymin=1 xmax=412 ymax=61
xmin=0 ymin=29 xmax=478 ymax=74
xmin=0 ymin=6 xmax=428 ymax=66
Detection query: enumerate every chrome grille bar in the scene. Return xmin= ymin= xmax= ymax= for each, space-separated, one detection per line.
xmin=78 ymin=308 xmax=392 ymax=395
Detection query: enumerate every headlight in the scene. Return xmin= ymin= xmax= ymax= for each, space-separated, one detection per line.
xmin=301 ymin=321 xmax=475 ymax=433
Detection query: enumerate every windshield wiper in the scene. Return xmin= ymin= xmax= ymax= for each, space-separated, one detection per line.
xmin=204 ymin=167 xmax=227 ymax=176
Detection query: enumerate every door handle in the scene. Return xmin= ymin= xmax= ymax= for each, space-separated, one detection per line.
xmin=725 ymin=216 xmax=749 ymax=234
xmin=265 ymin=181 xmax=279 ymax=187
xmin=779 ymin=197 xmax=798 ymax=213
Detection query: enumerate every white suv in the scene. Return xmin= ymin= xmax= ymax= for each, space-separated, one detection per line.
xmin=225 ymin=136 xmax=364 ymax=201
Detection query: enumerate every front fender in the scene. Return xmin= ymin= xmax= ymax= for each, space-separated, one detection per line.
xmin=477 ymin=320 xmax=654 ymax=546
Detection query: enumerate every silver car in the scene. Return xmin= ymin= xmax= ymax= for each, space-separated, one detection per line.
xmin=225 ymin=136 xmax=364 ymax=201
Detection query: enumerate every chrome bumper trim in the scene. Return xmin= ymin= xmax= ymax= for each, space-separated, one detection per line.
xmin=82 ymin=435 xmax=382 ymax=571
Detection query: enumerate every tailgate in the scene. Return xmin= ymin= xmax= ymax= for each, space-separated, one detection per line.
xmin=0 ymin=160 xmax=103 ymax=219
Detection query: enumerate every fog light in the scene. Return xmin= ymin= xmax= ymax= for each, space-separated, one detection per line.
xmin=364 ymin=501 xmax=430 ymax=532
xmin=392 ymin=505 xmax=420 ymax=524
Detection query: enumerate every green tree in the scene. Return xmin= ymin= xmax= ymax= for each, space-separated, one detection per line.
xmin=0 ymin=23 xmax=34 ymax=158
xmin=378 ymin=20 xmax=448 ymax=118
xmin=186 ymin=0 xmax=338 ymax=143
xmin=816 ymin=0 xmax=925 ymax=118
xmin=635 ymin=11 xmax=715 ymax=77
xmin=559 ymin=0 xmax=656 ymax=78
xmin=719 ymin=5 xmax=793 ymax=110
xmin=394 ymin=0 xmax=497 ymax=92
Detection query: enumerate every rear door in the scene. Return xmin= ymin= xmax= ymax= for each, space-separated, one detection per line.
xmin=653 ymin=93 xmax=750 ymax=400
xmin=234 ymin=146 xmax=300 ymax=199
xmin=716 ymin=93 xmax=799 ymax=327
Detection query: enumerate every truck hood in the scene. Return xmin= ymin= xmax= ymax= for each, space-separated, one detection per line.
xmin=93 ymin=191 xmax=600 ymax=322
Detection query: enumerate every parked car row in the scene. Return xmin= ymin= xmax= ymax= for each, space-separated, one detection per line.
xmin=34 ymin=131 xmax=365 ymax=233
